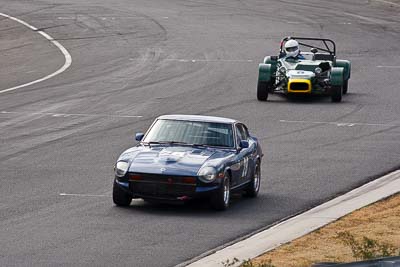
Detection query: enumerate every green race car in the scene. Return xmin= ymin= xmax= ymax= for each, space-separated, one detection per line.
xmin=257 ymin=37 xmax=351 ymax=102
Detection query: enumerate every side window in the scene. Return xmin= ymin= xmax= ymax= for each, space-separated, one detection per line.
xmin=235 ymin=124 xmax=248 ymax=145
xmin=240 ymin=125 xmax=250 ymax=140
xmin=235 ymin=125 xmax=244 ymax=145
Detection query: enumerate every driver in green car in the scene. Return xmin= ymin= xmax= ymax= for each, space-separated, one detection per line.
xmin=280 ymin=39 xmax=305 ymax=60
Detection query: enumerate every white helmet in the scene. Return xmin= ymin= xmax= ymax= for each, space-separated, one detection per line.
xmin=284 ymin=39 xmax=300 ymax=58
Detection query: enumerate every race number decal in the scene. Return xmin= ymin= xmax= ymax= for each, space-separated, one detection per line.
xmin=242 ymin=157 xmax=249 ymax=178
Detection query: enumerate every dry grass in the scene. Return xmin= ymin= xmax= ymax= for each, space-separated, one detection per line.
xmin=251 ymin=193 xmax=400 ymax=267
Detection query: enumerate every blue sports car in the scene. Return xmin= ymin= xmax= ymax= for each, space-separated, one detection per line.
xmin=113 ymin=115 xmax=263 ymax=210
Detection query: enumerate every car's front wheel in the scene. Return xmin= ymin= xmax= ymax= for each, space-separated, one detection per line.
xmin=210 ymin=174 xmax=230 ymax=211
xmin=244 ymin=161 xmax=261 ymax=198
xmin=343 ymin=79 xmax=349 ymax=94
xmin=331 ymin=85 xmax=343 ymax=102
xmin=257 ymin=81 xmax=269 ymax=101
xmin=113 ymin=180 xmax=132 ymax=206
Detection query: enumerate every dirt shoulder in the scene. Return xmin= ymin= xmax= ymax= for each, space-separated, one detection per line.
xmin=251 ymin=193 xmax=400 ymax=267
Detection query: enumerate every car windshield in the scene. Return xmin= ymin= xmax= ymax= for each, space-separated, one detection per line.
xmin=143 ymin=119 xmax=234 ymax=148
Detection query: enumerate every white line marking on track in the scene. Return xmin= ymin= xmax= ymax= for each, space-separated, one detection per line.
xmin=165 ymin=59 xmax=253 ymax=63
xmin=377 ymin=65 xmax=400 ymax=68
xmin=59 ymin=193 xmax=110 ymax=197
xmin=0 ymin=12 xmax=72 ymax=94
xmin=1 ymin=110 xmax=143 ymax=118
xmin=287 ymin=21 xmax=351 ymax=25
xmin=279 ymin=119 xmax=398 ymax=127
xmin=59 ymin=193 xmax=143 ymax=202
xmin=374 ymin=0 xmax=400 ymax=7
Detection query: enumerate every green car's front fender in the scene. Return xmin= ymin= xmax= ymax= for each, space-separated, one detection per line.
xmin=331 ymin=67 xmax=344 ymax=86
xmin=335 ymin=60 xmax=351 ymax=80
xmin=258 ymin=63 xmax=273 ymax=83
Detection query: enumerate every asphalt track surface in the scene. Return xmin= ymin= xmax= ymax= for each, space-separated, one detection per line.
xmin=0 ymin=0 xmax=399 ymax=266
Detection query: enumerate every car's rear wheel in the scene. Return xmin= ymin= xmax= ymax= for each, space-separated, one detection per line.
xmin=210 ymin=174 xmax=230 ymax=211
xmin=343 ymin=79 xmax=349 ymax=94
xmin=244 ymin=161 xmax=261 ymax=198
xmin=113 ymin=181 xmax=132 ymax=206
xmin=331 ymin=85 xmax=343 ymax=102
xmin=257 ymin=81 xmax=269 ymax=101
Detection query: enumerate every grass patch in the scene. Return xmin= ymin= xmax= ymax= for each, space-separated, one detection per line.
xmin=222 ymin=258 xmax=276 ymax=267
xmin=249 ymin=193 xmax=400 ymax=267
xmin=336 ymin=231 xmax=400 ymax=260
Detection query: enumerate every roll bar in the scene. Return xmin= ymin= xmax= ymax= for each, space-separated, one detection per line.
xmin=280 ymin=37 xmax=336 ymax=56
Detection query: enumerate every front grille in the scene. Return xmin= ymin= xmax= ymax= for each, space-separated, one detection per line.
xmin=290 ymin=82 xmax=309 ymax=91
xmin=128 ymin=173 xmax=196 ymax=197
xmin=131 ymin=182 xmax=195 ymax=197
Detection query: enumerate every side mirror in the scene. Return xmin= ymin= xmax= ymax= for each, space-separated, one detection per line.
xmin=135 ymin=133 xmax=144 ymax=141
xmin=311 ymin=47 xmax=318 ymax=54
xmin=239 ymin=140 xmax=249 ymax=149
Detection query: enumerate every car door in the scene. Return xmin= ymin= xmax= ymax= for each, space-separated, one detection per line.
xmin=231 ymin=124 xmax=254 ymax=187
xmin=240 ymin=124 xmax=257 ymax=181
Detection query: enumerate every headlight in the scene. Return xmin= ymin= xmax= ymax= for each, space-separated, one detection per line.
xmin=315 ymin=67 xmax=322 ymax=74
xmin=115 ymin=161 xmax=129 ymax=177
xmin=197 ymin=166 xmax=217 ymax=183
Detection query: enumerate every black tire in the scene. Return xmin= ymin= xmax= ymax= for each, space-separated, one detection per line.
xmin=210 ymin=174 xmax=230 ymax=211
xmin=331 ymin=85 xmax=343 ymax=103
xmin=257 ymin=81 xmax=269 ymax=101
xmin=113 ymin=181 xmax=132 ymax=206
xmin=244 ymin=161 xmax=261 ymax=198
xmin=343 ymin=79 xmax=348 ymax=94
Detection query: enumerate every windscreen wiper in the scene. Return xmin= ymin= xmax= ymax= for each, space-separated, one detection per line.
xmin=144 ymin=141 xmax=162 ymax=145
xmin=166 ymin=141 xmax=189 ymax=145
xmin=191 ymin=143 xmax=207 ymax=147
xmin=144 ymin=141 xmax=210 ymax=147
xmin=143 ymin=141 xmax=168 ymax=146
xmin=144 ymin=141 xmax=189 ymax=146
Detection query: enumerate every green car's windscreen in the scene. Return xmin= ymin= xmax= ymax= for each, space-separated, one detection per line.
xmin=143 ymin=119 xmax=234 ymax=147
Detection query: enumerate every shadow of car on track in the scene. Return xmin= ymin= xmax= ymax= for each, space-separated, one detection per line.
xmin=113 ymin=192 xmax=260 ymax=215
xmin=110 ymin=192 xmax=304 ymax=222
xmin=261 ymin=91 xmax=364 ymax=104
xmin=266 ymin=94 xmax=334 ymax=104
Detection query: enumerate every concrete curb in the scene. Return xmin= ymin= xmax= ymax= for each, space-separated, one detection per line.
xmin=185 ymin=170 xmax=400 ymax=267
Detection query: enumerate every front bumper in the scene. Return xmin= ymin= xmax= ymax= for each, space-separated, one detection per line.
xmin=287 ymin=79 xmax=312 ymax=93
xmin=115 ymin=174 xmax=221 ymax=201
xmin=273 ymin=80 xmax=330 ymax=95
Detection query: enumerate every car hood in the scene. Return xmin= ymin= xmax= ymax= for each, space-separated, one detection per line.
xmin=118 ymin=145 xmax=235 ymax=176
xmin=287 ymin=69 xmax=315 ymax=79
xmin=281 ymin=59 xmax=331 ymax=72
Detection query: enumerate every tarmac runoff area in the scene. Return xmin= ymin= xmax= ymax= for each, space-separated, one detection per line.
xmin=183 ymin=170 xmax=400 ymax=267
